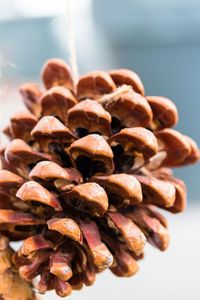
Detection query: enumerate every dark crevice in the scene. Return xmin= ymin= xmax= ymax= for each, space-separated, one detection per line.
xmin=75 ymin=155 xmax=106 ymax=180
xmin=112 ymin=144 xmax=134 ymax=173
xmin=96 ymin=217 xmax=121 ymax=240
xmin=75 ymin=128 xmax=89 ymax=138
xmin=15 ymin=224 xmax=44 ymax=233
xmin=111 ymin=117 xmax=123 ymax=134
xmin=75 ymin=127 xmax=103 ymax=138
xmin=48 ymin=142 xmax=72 ymax=167
xmin=108 ymin=193 xmax=124 ymax=207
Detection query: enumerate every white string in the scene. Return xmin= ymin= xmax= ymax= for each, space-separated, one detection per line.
xmin=66 ymin=0 xmax=79 ymax=93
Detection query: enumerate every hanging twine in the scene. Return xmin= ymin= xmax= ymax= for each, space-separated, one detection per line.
xmin=66 ymin=0 xmax=79 ymax=93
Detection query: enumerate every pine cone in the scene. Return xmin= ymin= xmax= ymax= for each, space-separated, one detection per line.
xmin=0 ymin=59 xmax=199 ymax=298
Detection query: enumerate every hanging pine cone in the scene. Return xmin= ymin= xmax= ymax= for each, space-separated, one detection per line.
xmin=0 ymin=58 xmax=199 ymax=298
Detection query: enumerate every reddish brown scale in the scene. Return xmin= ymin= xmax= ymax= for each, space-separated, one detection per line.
xmin=92 ymin=174 xmax=142 ymax=207
xmin=54 ymin=277 xmax=72 ymax=297
xmin=0 ymin=146 xmax=17 ymax=174
xmin=41 ymin=86 xmax=77 ymax=125
xmin=0 ymin=209 xmax=45 ymax=240
xmin=49 ymin=252 xmax=74 ymax=282
xmin=63 ymin=182 xmax=108 ymax=217
xmin=0 ymin=170 xmax=25 ymax=196
xmin=101 ymin=232 xmax=139 ymax=277
xmin=109 ymin=127 xmax=158 ymax=159
xmin=10 ymin=110 xmax=38 ymax=142
xmin=154 ymin=173 xmax=187 ymax=213
xmin=81 ymin=249 xmax=96 ymax=286
xmin=134 ymin=175 xmax=176 ymax=208
xmin=29 ymin=161 xmax=82 ymax=191
xmin=4 ymin=139 xmax=59 ymax=178
xmin=37 ymin=270 xmax=54 ymax=294
xmin=155 ymin=128 xmax=192 ymax=167
xmin=19 ymin=251 xmax=50 ymax=281
xmin=176 ymin=136 xmax=200 ymax=166
xmin=3 ymin=125 xmax=14 ymax=141
xmin=79 ymin=219 xmax=113 ymax=270
xmin=0 ymin=170 xmax=27 ymax=211
xmin=109 ymin=127 xmax=158 ymax=172
xmin=47 ymin=218 xmax=82 ymax=243
xmin=106 ymin=211 xmax=146 ymax=256
xmin=67 ymin=99 xmax=112 ymax=137
xmin=20 ymin=234 xmax=53 ymax=256
xmin=146 ymin=96 xmax=178 ymax=130
xmin=41 ymin=58 xmax=74 ymax=91
xmin=12 ymin=251 xmax=30 ymax=269
xmin=31 ymin=116 xmax=76 ymax=153
xmin=77 ymin=71 xmax=116 ymax=100
xmin=109 ymin=69 xmax=145 ymax=96
xmin=104 ymin=91 xmax=152 ymax=130
xmin=123 ymin=206 xmax=170 ymax=251
xmin=19 ymin=82 xmax=42 ymax=118
xmin=140 ymin=204 xmax=168 ymax=229
xmin=16 ymin=181 xmax=62 ymax=212
xmin=69 ymin=134 xmax=114 ymax=177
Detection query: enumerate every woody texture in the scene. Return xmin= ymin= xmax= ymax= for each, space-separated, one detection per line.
xmin=0 ymin=58 xmax=199 ymax=298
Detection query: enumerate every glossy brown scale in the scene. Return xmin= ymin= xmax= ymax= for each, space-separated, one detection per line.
xmin=155 ymin=128 xmax=192 ymax=167
xmin=41 ymin=86 xmax=77 ymax=125
xmin=134 ymin=175 xmax=176 ymax=208
xmin=109 ymin=69 xmax=145 ymax=96
xmin=146 ymin=96 xmax=178 ymax=131
xmin=30 ymin=161 xmax=82 ymax=192
xmin=92 ymin=174 xmax=142 ymax=208
xmin=0 ymin=209 xmax=45 ymax=241
xmin=101 ymin=91 xmax=153 ymax=134
xmin=67 ymin=99 xmax=112 ymax=137
xmin=123 ymin=206 xmax=170 ymax=251
xmin=101 ymin=232 xmax=139 ymax=277
xmin=9 ymin=110 xmax=38 ymax=143
xmin=4 ymin=139 xmax=58 ymax=179
xmin=63 ymin=183 xmax=108 ymax=217
xmin=79 ymin=219 xmax=113 ymax=270
xmin=31 ymin=116 xmax=76 ymax=168
xmin=19 ymin=82 xmax=42 ymax=118
xmin=77 ymin=71 xmax=116 ymax=100
xmin=109 ymin=127 xmax=158 ymax=173
xmin=69 ymin=134 xmax=114 ymax=180
xmin=16 ymin=181 xmax=62 ymax=219
xmin=41 ymin=58 xmax=74 ymax=91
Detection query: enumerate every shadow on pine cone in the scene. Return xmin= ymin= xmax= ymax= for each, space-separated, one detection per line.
xmin=0 ymin=58 xmax=199 ymax=298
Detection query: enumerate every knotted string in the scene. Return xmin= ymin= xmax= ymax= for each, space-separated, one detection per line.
xmin=66 ymin=0 xmax=79 ymax=93
xmin=97 ymin=84 xmax=133 ymax=106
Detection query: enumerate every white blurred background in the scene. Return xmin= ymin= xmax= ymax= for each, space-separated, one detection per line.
xmin=0 ymin=0 xmax=200 ymax=299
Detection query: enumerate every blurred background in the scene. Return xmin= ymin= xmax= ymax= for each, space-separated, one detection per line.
xmin=0 ymin=0 xmax=199 ymax=299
